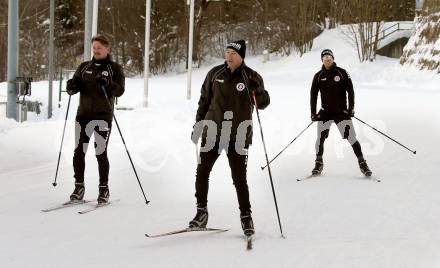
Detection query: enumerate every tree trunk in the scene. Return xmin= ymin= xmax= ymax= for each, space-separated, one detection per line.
xmin=193 ymin=0 xmax=210 ymax=67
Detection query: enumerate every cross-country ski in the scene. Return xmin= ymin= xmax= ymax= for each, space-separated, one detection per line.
xmin=297 ymin=174 xmax=381 ymax=183
xmin=41 ymin=200 xmax=92 ymax=213
xmin=77 ymin=199 xmax=121 ymax=214
xmin=145 ymin=227 xmax=228 ymax=238
xmin=297 ymin=174 xmax=320 ymax=182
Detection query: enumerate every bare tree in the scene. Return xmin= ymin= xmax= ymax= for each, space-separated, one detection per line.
xmin=19 ymin=0 xmax=51 ymax=79
xmin=56 ymin=0 xmax=84 ymax=71
xmin=290 ymin=0 xmax=321 ymax=55
xmin=340 ymin=0 xmax=386 ymax=62
xmin=0 ymin=0 xmax=419 ymax=81
xmin=423 ymin=0 xmax=440 ymax=14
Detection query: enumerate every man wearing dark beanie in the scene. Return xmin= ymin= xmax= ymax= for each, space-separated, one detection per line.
xmin=226 ymin=40 xmax=246 ymax=59
xmin=190 ymin=39 xmax=270 ymax=239
xmin=309 ymin=48 xmax=372 ymax=177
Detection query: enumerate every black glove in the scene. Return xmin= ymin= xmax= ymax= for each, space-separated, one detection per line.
xmin=248 ymin=79 xmax=259 ymax=93
xmin=96 ymin=71 xmax=112 ymax=88
xmin=66 ymin=79 xmax=78 ymax=95
xmin=191 ymin=122 xmax=203 ymax=144
xmin=311 ymin=113 xmax=321 ymax=121
xmin=343 ymin=109 xmax=354 ymax=117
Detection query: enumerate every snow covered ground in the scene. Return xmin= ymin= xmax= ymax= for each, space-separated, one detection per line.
xmin=1 ymin=28 xmax=440 ymax=268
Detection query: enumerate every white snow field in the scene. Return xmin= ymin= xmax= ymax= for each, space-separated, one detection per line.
xmin=1 ymin=28 xmax=440 ymax=268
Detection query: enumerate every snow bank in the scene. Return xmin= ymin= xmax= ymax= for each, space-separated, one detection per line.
xmin=400 ymin=12 xmax=440 ymax=73
xmin=0 ymin=117 xmax=19 ymax=132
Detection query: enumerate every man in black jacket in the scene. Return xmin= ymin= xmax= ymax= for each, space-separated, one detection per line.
xmin=66 ymin=35 xmax=125 ymax=203
xmin=310 ymin=49 xmax=372 ymax=177
xmin=190 ymin=40 xmax=270 ymax=236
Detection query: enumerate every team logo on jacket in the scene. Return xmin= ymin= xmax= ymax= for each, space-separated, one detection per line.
xmin=101 ymin=71 xmax=109 ymax=77
xmin=334 ymin=75 xmax=340 ymax=82
xmin=236 ymin=82 xmax=245 ymax=92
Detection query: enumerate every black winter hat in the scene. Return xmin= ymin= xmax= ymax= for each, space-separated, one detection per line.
xmin=321 ymin=49 xmax=334 ymax=59
xmin=226 ymin=40 xmax=246 ymax=59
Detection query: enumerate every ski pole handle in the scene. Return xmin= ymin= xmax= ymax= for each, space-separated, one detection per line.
xmin=252 ymin=91 xmax=258 ymax=110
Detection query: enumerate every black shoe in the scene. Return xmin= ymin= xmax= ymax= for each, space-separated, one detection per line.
xmin=97 ymin=185 xmax=110 ymax=204
xmin=359 ymin=160 xmax=372 ymax=177
xmin=189 ymin=207 xmax=208 ymax=228
xmin=311 ymin=160 xmax=323 ymax=176
xmin=240 ymin=212 xmax=255 ymax=236
xmin=70 ymin=183 xmax=85 ymax=201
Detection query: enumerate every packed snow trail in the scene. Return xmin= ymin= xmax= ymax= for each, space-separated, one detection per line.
xmin=1 ymin=28 xmax=440 ymax=267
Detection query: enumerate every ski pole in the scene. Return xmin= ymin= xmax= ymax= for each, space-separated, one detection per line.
xmin=52 ymin=95 xmax=72 ymax=187
xmin=251 ymin=91 xmax=285 ymax=238
xmin=100 ymin=85 xmax=150 ymax=204
xmin=261 ymin=121 xmax=314 ymax=170
xmin=353 ymin=115 xmax=416 ymax=154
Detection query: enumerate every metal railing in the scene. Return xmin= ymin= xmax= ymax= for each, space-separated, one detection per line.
xmin=366 ymin=22 xmax=414 ymax=50
xmin=377 ymin=22 xmax=414 ymax=43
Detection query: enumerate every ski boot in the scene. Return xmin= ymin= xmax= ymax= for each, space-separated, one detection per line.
xmin=359 ymin=160 xmax=372 ymax=177
xmin=97 ymin=185 xmax=110 ymax=204
xmin=240 ymin=211 xmax=255 ymax=236
xmin=189 ymin=206 xmax=208 ymax=229
xmin=311 ymin=160 xmax=323 ymax=176
xmin=70 ymin=182 xmax=85 ymax=201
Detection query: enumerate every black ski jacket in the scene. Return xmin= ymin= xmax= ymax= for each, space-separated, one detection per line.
xmin=310 ymin=63 xmax=354 ymax=120
xmin=67 ymin=55 xmax=125 ymax=121
xmin=196 ymin=62 xmax=270 ymax=147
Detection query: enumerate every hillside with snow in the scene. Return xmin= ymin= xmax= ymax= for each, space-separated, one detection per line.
xmin=401 ymin=12 xmax=440 ymax=73
xmin=1 ymin=28 xmax=440 ymax=268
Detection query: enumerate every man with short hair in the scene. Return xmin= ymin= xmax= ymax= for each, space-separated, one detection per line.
xmin=66 ymin=35 xmax=125 ymax=203
xmin=190 ymin=40 xmax=270 ymax=237
xmin=310 ymin=49 xmax=372 ymax=177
